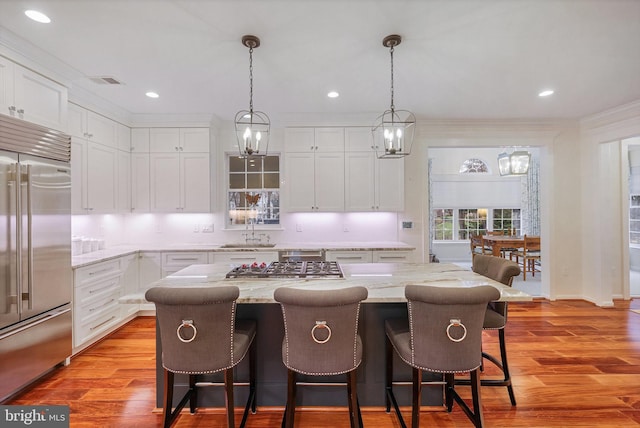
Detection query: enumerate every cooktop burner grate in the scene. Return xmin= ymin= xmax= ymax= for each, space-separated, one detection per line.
xmin=225 ymin=261 xmax=344 ymax=279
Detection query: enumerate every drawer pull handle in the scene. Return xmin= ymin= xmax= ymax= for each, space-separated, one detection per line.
xmin=88 ymin=299 xmax=115 ymax=312
xmin=88 ymin=280 xmax=118 ymax=293
xmin=90 ymin=316 xmax=116 ymax=331
xmin=336 ymin=256 xmax=362 ymax=260
xmin=88 ymin=267 xmax=115 ymax=276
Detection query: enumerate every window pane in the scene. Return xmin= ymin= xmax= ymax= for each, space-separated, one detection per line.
xmin=229 ymin=156 xmax=245 ymax=172
xmin=229 ymin=173 xmax=245 ymax=189
xmin=264 ymin=156 xmax=279 ymax=172
xmin=247 ymin=173 xmax=262 ymax=188
xmin=264 ymin=172 xmax=279 ymax=188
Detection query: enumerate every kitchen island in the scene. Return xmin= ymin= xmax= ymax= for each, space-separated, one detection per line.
xmin=122 ymin=262 xmax=531 ymax=409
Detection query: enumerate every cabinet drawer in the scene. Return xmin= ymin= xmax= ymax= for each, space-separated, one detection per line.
xmin=210 ymin=251 xmax=278 ymax=265
xmin=372 ymin=251 xmax=413 ymax=263
xmin=75 ymin=274 xmax=122 ymax=307
xmin=74 ymin=304 xmax=120 ymax=348
xmin=76 ymin=288 xmax=120 ymax=322
xmin=162 ymin=252 xmax=208 ymax=268
xmin=75 ymin=259 xmax=122 ymax=285
xmin=326 ymin=251 xmax=373 ymax=264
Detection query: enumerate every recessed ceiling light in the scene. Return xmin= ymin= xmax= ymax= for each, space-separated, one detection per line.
xmin=538 ymin=89 xmax=554 ymax=97
xmin=25 ymin=10 xmax=51 ymax=23
xmin=145 ymin=91 xmax=159 ymax=98
xmin=327 ymin=91 xmax=339 ymax=98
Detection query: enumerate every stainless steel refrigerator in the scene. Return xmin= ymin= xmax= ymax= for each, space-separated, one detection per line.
xmin=0 ymin=114 xmax=72 ymax=402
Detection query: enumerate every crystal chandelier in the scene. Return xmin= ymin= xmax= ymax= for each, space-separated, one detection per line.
xmin=498 ymin=150 xmax=531 ymax=176
xmin=235 ymin=35 xmax=270 ymax=157
xmin=372 ymin=34 xmax=416 ymax=159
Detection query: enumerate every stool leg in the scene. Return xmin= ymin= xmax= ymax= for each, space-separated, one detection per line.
xmin=284 ymin=369 xmax=296 ymax=428
xmin=163 ymin=369 xmax=174 ymax=428
xmin=498 ymin=329 xmax=516 ymax=406
xmin=347 ymin=369 xmax=361 ymax=428
xmin=444 ymin=373 xmax=454 ymax=412
xmin=224 ymin=368 xmax=235 ymax=428
xmin=385 ymin=335 xmax=393 ymax=413
xmin=470 ymin=368 xmax=484 ymax=428
xmin=412 ymin=367 xmax=422 ymax=428
xmin=189 ymin=374 xmax=197 ymax=414
xmin=250 ymin=338 xmax=257 ymax=413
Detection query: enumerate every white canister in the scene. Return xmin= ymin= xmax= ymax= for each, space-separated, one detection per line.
xmin=82 ymin=238 xmax=92 ymax=254
xmin=97 ymin=239 xmax=105 ymax=250
xmin=90 ymin=239 xmax=99 ymax=252
xmin=72 ymin=237 xmax=82 ymax=256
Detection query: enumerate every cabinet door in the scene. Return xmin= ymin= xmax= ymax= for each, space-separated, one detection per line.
xmin=131 ymin=128 xmax=150 ymax=152
xmin=131 ymin=153 xmax=150 ymax=212
xmin=285 ymin=152 xmax=316 ymax=211
xmin=117 ymin=150 xmax=131 ymax=212
xmin=345 ymin=152 xmax=376 ymax=211
xmin=120 ymin=254 xmax=139 ymax=317
xmin=117 ymin=123 xmax=131 ymax=152
xmin=315 ymin=128 xmax=344 ymax=152
xmin=13 ymin=64 xmax=67 ymax=131
xmin=181 ymin=152 xmax=210 ymax=212
xmin=315 ymin=152 xmax=344 ymax=211
xmin=0 ymin=57 xmax=14 ymax=115
xmin=376 ymin=157 xmax=404 ymax=211
xmin=87 ymin=111 xmax=117 ymax=148
xmin=326 ymin=250 xmax=373 ymax=264
xmin=345 ymin=127 xmax=373 ymax=152
xmin=67 ymin=103 xmax=87 ymax=138
xmin=150 ymin=128 xmax=180 ymax=152
xmin=180 ymin=128 xmax=209 ymax=152
xmin=71 ymin=137 xmax=88 ymax=214
xmin=138 ymin=252 xmax=162 ymax=288
xmin=284 ymin=127 xmax=315 ymax=153
xmin=372 ymin=250 xmax=413 ymax=263
xmin=87 ymin=142 xmax=117 ymax=212
xmin=150 ymin=153 xmax=180 ymax=212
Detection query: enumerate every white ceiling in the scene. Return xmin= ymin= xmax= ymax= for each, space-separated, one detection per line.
xmin=0 ymin=0 xmax=639 ymax=122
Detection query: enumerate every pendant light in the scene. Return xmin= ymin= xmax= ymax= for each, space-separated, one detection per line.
xmin=235 ymin=35 xmax=270 ymax=157
xmin=372 ymin=34 xmax=416 ymax=159
xmin=498 ymin=150 xmax=531 ymax=176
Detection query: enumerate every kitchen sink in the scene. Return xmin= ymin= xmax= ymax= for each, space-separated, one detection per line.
xmin=220 ymin=243 xmax=277 ymax=248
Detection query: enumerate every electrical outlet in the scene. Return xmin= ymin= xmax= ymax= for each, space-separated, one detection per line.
xmin=202 ymin=224 xmax=214 ymax=233
xmin=193 ymin=224 xmax=200 ymax=232
xmin=402 ymin=221 xmax=413 ymax=229
xmin=343 ymin=225 xmax=349 ymax=232
xmin=296 ymin=223 xmax=303 ymax=232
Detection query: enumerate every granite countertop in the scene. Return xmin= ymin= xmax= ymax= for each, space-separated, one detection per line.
xmin=120 ymin=262 xmax=532 ymax=304
xmin=72 ymin=242 xmax=415 ymax=268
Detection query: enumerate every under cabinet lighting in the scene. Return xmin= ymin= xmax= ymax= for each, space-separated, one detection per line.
xmin=25 ymin=10 xmax=51 ymax=23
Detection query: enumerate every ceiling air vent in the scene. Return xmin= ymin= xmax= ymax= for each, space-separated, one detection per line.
xmin=88 ymin=76 xmax=123 ymax=85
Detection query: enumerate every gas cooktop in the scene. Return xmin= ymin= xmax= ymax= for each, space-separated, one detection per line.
xmin=225 ymin=261 xmax=344 ymax=279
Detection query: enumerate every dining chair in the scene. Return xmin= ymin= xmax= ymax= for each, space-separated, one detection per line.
xmin=385 ymin=285 xmax=500 ymax=428
xmin=509 ymin=235 xmax=541 ymax=280
xmin=145 ymin=286 xmax=257 ymax=428
xmin=274 ymin=286 xmax=368 ymax=428
xmin=465 ymin=254 xmax=521 ymax=405
xmin=470 ymin=234 xmax=491 ymax=259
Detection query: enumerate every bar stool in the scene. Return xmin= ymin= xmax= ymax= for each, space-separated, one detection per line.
xmin=385 ymin=285 xmax=500 ymax=428
xmin=145 ymin=286 xmax=257 ymax=428
xmin=467 ymin=254 xmax=521 ymax=405
xmin=274 ymin=286 xmax=368 ymax=428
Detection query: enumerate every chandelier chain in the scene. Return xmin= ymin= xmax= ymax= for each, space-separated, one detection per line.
xmin=389 ymin=45 xmax=395 ymax=112
xmin=248 ymin=46 xmax=254 ymax=113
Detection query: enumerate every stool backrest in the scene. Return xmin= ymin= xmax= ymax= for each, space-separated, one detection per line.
xmin=274 ymin=286 xmax=368 ymax=375
xmin=404 ymin=285 xmax=499 ymax=373
xmin=145 ymin=286 xmax=240 ymax=374
xmin=472 ymin=254 xmax=521 ymax=286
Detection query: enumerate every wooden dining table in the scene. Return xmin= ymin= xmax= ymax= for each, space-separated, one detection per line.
xmin=482 ymin=235 xmax=525 ymax=257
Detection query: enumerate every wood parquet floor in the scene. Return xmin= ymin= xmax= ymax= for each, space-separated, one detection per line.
xmin=8 ymin=299 xmax=640 ymax=427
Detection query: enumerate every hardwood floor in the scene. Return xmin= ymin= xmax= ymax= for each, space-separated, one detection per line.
xmin=9 ymin=299 xmax=640 ymax=427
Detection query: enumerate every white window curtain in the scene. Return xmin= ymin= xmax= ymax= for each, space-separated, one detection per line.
xmin=520 ymin=156 xmax=540 ymax=235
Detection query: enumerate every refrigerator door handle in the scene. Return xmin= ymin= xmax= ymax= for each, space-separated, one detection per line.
xmin=13 ymin=163 xmax=23 ymax=316
xmin=25 ymin=164 xmax=33 ymax=310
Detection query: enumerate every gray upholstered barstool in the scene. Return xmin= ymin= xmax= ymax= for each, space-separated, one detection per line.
xmin=468 ymin=254 xmax=521 ymax=405
xmin=145 ymin=286 xmax=257 ymax=428
xmin=385 ymin=285 xmax=500 ymax=428
xmin=274 ymin=286 xmax=368 ymax=428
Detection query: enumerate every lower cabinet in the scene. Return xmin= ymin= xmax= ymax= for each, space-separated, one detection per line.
xmin=326 ymin=250 xmax=413 ymax=264
xmin=137 ymin=252 xmax=162 ymax=311
xmin=161 ymin=252 xmax=208 ymax=276
xmin=372 ymin=250 xmax=413 ymax=263
xmin=73 ymin=259 xmax=125 ymax=352
xmin=209 ymin=251 xmax=279 ymax=265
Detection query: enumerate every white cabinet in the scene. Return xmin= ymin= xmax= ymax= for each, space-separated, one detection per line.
xmin=149 ymin=128 xmax=210 ymax=213
xmin=161 ymin=252 xmax=209 ymax=276
xmin=0 ymin=56 xmax=67 ymax=131
xmin=372 ymin=250 xmax=413 ymax=263
xmin=284 ymin=127 xmax=344 ymax=212
xmin=345 ymin=127 xmax=404 ymax=211
xmin=73 ymin=259 xmax=124 ymax=350
xmin=67 ymin=104 xmax=117 ymax=147
xmin=209 ymin=251 xmax=278 ymax=265
xmin=117 ymin=149 xmax=131 ymax=212
xmin=326 ymin=251 xmax=373 ymax=264
xmin=120 ymin=254 xmax=139 ymax=317
xmin=71 ymin=136 xmax=118 ymax=214
xmin=131 ymin=129 xmax=150 ymax=212
xmin=138 ymin=252 xmax=162 ymax=311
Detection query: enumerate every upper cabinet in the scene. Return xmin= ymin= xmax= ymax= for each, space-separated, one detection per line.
xmin=0 ymin=56 xmax=67 ymax=131
xmin=148 ymin=127 xmax=211 ymax=213
xmin=344 ymin=127 xmax=404 ymax=211
xmin=68 ymin=103 xmax=118 ymax=147
xmin=284 ymin=127 xmax=345 ymax=212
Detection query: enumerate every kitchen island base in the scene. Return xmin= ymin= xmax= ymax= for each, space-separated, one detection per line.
xmin=154 ymin=302 xmax=444 ymax=409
